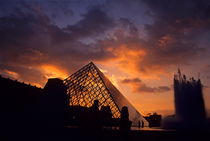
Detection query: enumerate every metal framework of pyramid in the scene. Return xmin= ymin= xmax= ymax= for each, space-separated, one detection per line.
xmin=64 ymin=62 xmax=148 ymax=126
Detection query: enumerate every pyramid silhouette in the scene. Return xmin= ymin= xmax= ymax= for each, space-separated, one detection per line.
xmin=64 ymin=62 xmax=148 ymax=126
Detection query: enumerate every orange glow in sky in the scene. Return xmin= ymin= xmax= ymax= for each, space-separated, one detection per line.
xmin=40 ymin=65 xmax=68 ymax=80
xmin=3 ymin=69 xmax=19 ymax=79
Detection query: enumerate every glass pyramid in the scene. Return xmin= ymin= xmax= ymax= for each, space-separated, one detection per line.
xmin=64 ymin=62 xmax=148 ymax=126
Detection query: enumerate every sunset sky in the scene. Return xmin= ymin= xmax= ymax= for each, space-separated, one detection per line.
xmin=0 ymin=0 xmax=210 ymax=116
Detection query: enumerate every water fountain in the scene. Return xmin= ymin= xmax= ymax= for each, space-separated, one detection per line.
xmin=162 ymin=69 xmax=207 ymax=130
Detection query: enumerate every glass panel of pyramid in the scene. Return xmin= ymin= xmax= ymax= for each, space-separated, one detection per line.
xmin=64 ymin=62 xmax=148 ymax=126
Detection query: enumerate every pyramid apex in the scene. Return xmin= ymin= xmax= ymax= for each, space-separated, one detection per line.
xmin=89 ymin=61 xmax=95 ymax=65
xmin=89 ymin=61 xmax=98 ymax=68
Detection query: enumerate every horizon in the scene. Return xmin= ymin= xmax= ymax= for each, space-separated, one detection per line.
xmin=1 ymin=62 xmax=209 ymax=118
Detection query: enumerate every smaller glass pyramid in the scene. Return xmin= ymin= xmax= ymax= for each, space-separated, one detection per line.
xmin=64 ymin=62 xmax=148 ymax=126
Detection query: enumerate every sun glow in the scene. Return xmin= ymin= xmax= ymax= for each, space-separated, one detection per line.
xmin=108 ymin=74 xmax=119 ymax=88
xmin=4 ymin=69 xmax=19 ymax=79
xmin=40 ymin=65 xmax=68 ymax=79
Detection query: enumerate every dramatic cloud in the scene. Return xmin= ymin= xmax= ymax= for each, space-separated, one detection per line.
xmin=140 ymin=0 xmax=210 ymax=72
xmin=65 ymin=6 xmax=115 ymax=39
xmin=121 ymin=78 xmax=171 ymax=93
xmin=0 ymin=0 xmax=209 ymax=89
xmin=121 ymin=78 xmax=142 ymax=84
xmin=0 ymin=2 xmax=117 ymax=85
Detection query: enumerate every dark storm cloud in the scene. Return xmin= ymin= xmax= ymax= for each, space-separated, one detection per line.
xmin=65 ymin=6 xmax=115 ymax=39
xmin=48 ymin=0 xmax=74 ymax=16
xmin=1 ymin=0 xmax=210 ymax=88
xmin=118 ymin=18 xmax=139 ymax=37
xmin=138 ymin=0 xmax=210 ymax=72
xmin=0 ymin=1 xmax=116 ymax=84
xmin=0 ymin=2 xmax=115 ymax=60
xmin=84 ymin=0 xmax=210 ymax=75
xmin=143 ymin=0 xmax=210 ymax=20
xmin=121 ymin=78 xmax=171 ymax=93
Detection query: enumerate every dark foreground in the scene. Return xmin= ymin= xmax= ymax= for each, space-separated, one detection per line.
xmin=2 ymin=127 xmax=210 ymax=141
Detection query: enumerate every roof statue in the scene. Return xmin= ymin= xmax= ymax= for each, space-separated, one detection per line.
xmin=64 ymin=62 xmax=148 ymax=126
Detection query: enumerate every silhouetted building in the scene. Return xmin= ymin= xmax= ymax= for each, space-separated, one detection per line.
xmin=119 ymin=106 xmax=132 ymax=131
xmin=68 ymin=100 xmax=102 ymax=130
xmin=39 ymin=78 xmax=69 ymax=128
xmin=0 ymin=75 xmax=70 ymax=131
xmin=68 ymin=105 xmax=89 ymax=126
xmin=144 ymin=113 xmax=162 ymax=127
xmin=64 ymin=62 xmax=148 ymax=126
xmin=0 ymin=62 xmax=149 ymax=132
xmin=0 ymin=75 xmax=42 ymax=131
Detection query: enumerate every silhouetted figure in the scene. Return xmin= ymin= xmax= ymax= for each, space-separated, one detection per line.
xmin=79 ymin=99 xmax=102 ymax=133
xmin=90 ymin=100 xmax=101 ymax=130
xmin=142 ymin=121 xmax=144 ymax=128
xmin=91 ymin=99 xmax=99 ymax=111
xmin=100 ymin=106 xmax=112 ymax=127
xmin=138 ymin=120 xmax=141 ymax=128
xmin=119 ymin=106 xmax=132 ymax=131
